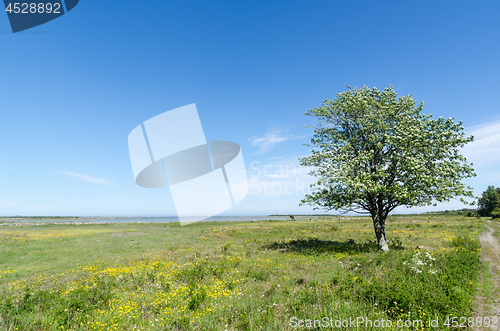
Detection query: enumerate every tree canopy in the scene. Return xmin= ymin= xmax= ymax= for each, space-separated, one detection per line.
xmin=300 ymin=85 xmax=476 ymax=251
xmin=478 ymin=186 xmax=500 ymax=218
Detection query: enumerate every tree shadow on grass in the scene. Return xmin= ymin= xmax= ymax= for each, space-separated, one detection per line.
xmin=262 ymin=238 xmax=378 ymax=256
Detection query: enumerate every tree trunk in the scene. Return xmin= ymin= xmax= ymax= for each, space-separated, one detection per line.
xmin=373 ymin=213 xmax=389 ymax=252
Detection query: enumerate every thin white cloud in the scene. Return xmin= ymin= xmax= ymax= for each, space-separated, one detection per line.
xmin=0 ymin=200 xmax=17 ymax=206
xmin=462 ymin=120 xmax=500 ymax=167
xmin=55 ymin=170 xmax=117 ymax=186
xmin=28 ymin=202 xmax=58 ymax=210
xmin=249 ymin=126 xmax=305 ymax=153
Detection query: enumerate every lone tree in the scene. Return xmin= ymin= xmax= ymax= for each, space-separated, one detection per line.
xmin=300 ymin=85 xmax=476 ymax=251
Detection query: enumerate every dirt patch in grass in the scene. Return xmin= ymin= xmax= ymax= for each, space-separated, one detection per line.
xmin=475 ymin=221 xmax=500 ymax=330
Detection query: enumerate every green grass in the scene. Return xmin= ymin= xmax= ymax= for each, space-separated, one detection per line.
xmin=0 ymin=216 xmax=486 ymax=330
xmin=479 ymin=221 xmax=500 ymax=310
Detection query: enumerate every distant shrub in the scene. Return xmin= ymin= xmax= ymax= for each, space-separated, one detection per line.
xmin=478 ymin=186 xmax=500 ymax=217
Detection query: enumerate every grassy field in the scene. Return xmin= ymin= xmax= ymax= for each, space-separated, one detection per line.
xmin=0 ymin=215 xmax=492 ymax=330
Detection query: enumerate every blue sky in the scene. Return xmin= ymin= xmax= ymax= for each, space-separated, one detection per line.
xmin=0 ymin=0 xmax=499 ymax=217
